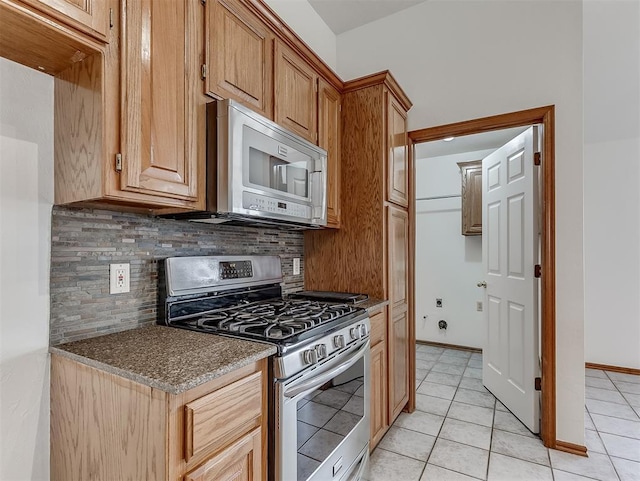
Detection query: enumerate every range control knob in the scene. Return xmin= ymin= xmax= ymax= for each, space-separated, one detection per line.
xmin=349 ymin=326 xmax=361 ymax=340
xmin=303 ymin=349 xmax=318 ymax=365
xmin=359 ymin=324 xmax=368 ymax=338
xmin=315 ymin=343 xmax=328 ymax=359
xmin=333 ymin=334 xmax=346 ymax=349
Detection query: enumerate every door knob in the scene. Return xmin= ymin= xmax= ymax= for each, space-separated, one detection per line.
xmin=477 ymin=281 xmax=487 ymax=288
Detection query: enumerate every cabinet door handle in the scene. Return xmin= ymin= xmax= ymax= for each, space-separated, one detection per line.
xmin=477 ymin=281 xmax=487 ymax=288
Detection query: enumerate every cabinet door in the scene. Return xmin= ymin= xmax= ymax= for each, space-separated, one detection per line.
xmin=205 ymin=0 xmax=273 ymax=118
xmin=388 ymin=309 xmax=410 ymax=422
xmin=387 ymin=93 xmax=409 ymax=207
xmin=457 ymin=160 xmax=482 ymax=235
xmin=370 ymin=333 xmax=388 ymax=449
xmin=274 ymin=40 xmax=318 ymax=143
xmin=120 ymin=0 xmax=199 ymax=201
xmin=22 ymin=0 xmax=109 ymax=40
xmin=387 ymin=206 xmax=409 ymax=313
xmin=184 ymin=427 xmax=262 ymax=481
xmin=318 ymin=78 xmax=341 ymax=228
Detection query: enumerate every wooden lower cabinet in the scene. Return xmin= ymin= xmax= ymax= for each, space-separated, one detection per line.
xmin=184 ymin=428 xmax=262 ymax=481
xmin=370 ymin=338 xmax=388 ymax=449
xmin=50 ymin=354 xmax=267 ymax=481
xmin=388 ymin=308 xmax=410 ymax=422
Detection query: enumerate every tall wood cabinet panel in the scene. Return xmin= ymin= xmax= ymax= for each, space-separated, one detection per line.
xmin=387 ymin=93 xmax=409 ymax=207
xmin=318 ymin=78 xmax=341 ymax=228
xmin=21 ymin=0 xmax=109 ymax=41
xmin=304 ymin=71 xmax=414 ymax=432
xmin=457 ymin=160 xmax=483 ymax=235
xmin=205 ymin=0 xmax=273 ymax=118
xmin=274 ymin=39 xmax=318 ymax=143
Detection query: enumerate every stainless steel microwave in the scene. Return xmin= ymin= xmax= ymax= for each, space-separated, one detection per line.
xmin=173 ymin=99 xmax=327 ymax=229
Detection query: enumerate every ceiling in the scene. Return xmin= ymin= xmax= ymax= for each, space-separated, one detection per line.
xmin=414 ymin=127 xmax=529 ymax=160
xmin=308 ymin=0 xmax=425 ymax=35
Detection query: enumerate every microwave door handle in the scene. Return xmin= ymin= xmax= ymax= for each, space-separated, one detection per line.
xmin=311 ymin=167 xmax=326 ymax=221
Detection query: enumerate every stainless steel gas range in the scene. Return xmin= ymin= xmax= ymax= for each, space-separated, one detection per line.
xmin=160 ymin=255 xmax=370 ymax=481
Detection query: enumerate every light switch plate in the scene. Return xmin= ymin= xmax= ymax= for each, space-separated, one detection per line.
xmin=110 ymin=263 xmax=130 ymax=294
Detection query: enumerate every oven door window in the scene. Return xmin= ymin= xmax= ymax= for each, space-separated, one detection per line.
xmin=295 ymin=358 xmax=365 ymax=480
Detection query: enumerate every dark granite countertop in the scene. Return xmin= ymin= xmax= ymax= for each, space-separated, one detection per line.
xmin=50 ymin=325 xmax=276 ymax=394
xmin=357 ymin=297 xmax=389 ymax=313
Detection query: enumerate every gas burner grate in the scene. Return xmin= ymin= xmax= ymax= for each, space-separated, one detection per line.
xmin=193 ymin=299 xmax=359 ymax=340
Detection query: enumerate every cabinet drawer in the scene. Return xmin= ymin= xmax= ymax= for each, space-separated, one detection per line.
xmin=184 ymin=427 xmax=262 ymax=481
xmin=185 ymin=371 xmax=263 ymax=462
xmin=370 ymin=309 xmax=386 ymax=346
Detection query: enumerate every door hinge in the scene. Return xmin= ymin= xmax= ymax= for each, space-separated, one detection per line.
xmin=201 ymin=64 xmax=208 ymax=80
xmin=535 ymin=377 xmax=542 ymax=391
xmin=534 ymin=152 xmax=541 ymax=166
xmin=534 ymin=264 xmax=542 ymax=278
xmin=115 ymin=153 xmax=122 ymax=173
xmin=109 ymin=8 xmax=114 ymax=28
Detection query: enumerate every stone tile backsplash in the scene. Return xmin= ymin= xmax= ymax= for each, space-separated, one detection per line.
xmin=50 ymin=206 xmax=304 ymax=345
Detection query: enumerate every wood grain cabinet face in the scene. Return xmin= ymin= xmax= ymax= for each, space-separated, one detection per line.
xmin=205 ymin=0 xmax=273 ymax=118
xmin=387 ymin=206 xmax=409 ymax=314
xmin=387 ymin=93 xmax=409 ymax=207
xmin=120 ymin=0 xmax=199 ymax=202
xmin=388 ymin=309 xmax=410 ymax=421
xmin=457 ymin=160 xmax=482 ymax=235
xmin=22 ymin=0 xmax=109 ymax=41
xmin=318 ymin=78 xmax=341 ymax=228
xmin=369 ymin=310 xmax=388 ymax=450
xmin=184 ymin=428 xmax=262 ymax=481
xmin=274 ymin=39 xmax=318 ymax=143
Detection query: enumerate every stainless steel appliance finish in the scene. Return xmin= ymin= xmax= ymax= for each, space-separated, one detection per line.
xmin=170 ymin=99 xmax=328 ymax=229
xmin=160 ymin=255 xmax=370 ymax=481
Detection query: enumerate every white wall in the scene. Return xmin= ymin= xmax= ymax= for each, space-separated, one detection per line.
xmin=415 ymin=149 xmax=494 ymax=348
xmin=583 ymin=1 xmax=640 ymax=370
xmin=263 ymin=0 xmax=337 ymax=70
xmin=335 ymin=1 xmax=585 ymax=445
xmin=0 ymin=57 xmax=53 ymax=481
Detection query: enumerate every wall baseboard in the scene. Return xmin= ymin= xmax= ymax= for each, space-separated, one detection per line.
xmin=554 ymin=440 xmax=588 ymax=457
xmin=586 ymin=362 xmax=640 ymax=376
xmin=416 ymin=340 xmax=482 ymax=353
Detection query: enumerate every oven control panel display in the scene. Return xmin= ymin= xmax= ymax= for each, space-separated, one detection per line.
xmin=219 ymin=261 xmax=253 ymax=279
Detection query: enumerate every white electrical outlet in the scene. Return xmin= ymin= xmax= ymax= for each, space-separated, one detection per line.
xmin=110 ymin=263 xmax=130 ymax=294
xmin=293 ymin=258 xmax=301 ymax=276
xmin=476 ymin=301 xmax=483 ymax=312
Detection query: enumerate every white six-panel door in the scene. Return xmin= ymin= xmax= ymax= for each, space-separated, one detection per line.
xmin=482 ymin=126 xmax=540 ymax=433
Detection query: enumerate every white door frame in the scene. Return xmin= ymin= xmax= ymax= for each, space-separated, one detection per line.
xmin=408 ymin=105 xmax=558 ymax=450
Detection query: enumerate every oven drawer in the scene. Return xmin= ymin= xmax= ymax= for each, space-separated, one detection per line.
xmin=184 ymin=371 xmax=263 ymax=462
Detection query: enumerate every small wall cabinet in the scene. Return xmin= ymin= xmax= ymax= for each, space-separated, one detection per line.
xmin=457 ymin=160 xmax=482 ymax=236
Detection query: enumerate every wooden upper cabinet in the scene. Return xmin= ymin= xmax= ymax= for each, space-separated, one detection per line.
xmin=318 ymin=78 xmax=341 ymax=228
xmin=120 ymin=0 xmax=199 ymax=202
xmin=274 ymin=39 xmax=318 ymax=143
xmin=457 ymin=160 xmax=483 ymax=235
xmin=205 ymin=0 xmax=273 ymax=118
xmin=22 ymin=0 xmax=110 ymax=41
xmin=387 ymin=92 xmax=409 ymax=207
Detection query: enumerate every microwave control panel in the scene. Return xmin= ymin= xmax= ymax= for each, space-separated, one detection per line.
xmin=243 ymin=192 xmax=310 ymax=219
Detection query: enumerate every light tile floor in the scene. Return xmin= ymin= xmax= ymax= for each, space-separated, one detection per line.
xmin=365 ymin=344 xmax=640 ymax=481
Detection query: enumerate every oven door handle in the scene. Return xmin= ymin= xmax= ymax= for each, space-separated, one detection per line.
xmin=283 ymin=340 xmax=369 ymax=399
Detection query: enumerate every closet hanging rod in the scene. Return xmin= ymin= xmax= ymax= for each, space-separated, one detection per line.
xmin=416 ymin=194 xmax=461 ymax=201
